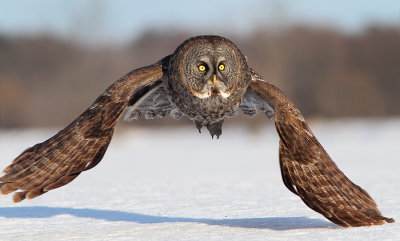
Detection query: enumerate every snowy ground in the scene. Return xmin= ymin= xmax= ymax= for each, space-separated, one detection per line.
xmin=0 ymin=118 xmax=399 ymax=241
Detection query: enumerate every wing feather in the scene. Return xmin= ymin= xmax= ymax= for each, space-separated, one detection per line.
xmin=124 ymin=82 xmax=183 ymax=121
xmin=248 ymin=68 xmax=394 ymax=227
xmin=0 ymin=61 xmax=165 ymax=202
xmin=238 ymin=88 xmax=274 ymax=119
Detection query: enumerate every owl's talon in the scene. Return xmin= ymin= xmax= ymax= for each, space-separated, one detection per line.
xmin=206 ymin=120 xmax=223 ymax=139
xmin=195 ymin=121 xmax=203 ymax=134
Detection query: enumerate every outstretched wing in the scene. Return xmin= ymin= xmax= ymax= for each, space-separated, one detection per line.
xmin=0 ymin=57 xmax=169 ymax=202
xmin=247 ymin=69 xmax=394 ymax=227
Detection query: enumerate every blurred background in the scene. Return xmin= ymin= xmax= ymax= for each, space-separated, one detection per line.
xmin=0 ymin=0 xmax=399 ymax=128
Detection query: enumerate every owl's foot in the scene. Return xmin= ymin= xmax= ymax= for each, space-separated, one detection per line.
xmin=206 ymin=120 xmax=224 ymax=139
xmin=194 ymin=120 xmax=224 ymax=139
xmin=195 ymin=121 xmax=203 ymax=133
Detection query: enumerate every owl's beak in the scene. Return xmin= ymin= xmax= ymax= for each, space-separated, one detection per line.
xmin=213 ymin=74 xmax=217 ymax=86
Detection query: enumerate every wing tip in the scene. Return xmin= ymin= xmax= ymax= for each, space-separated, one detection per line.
xmin=12 ymin=191 xmax=27 ymax=203
xmin=335 ymin=215 xmax=395 ymax=227
xmin=366 ymin=216 xmax=395 ymax=226
xmin=365 ymin=216 xmax=395 ymax=226
xmin=385 ymin=217 xmax=395 ymax=223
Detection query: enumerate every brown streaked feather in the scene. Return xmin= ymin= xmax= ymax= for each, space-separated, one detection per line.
xmin=0 ymin=61 xmax=165 ymax=202
xmin=249 ymin=68 xmax=394 ymax=227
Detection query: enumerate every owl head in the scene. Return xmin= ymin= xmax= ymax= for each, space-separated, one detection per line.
xmin=167 ymin=35 xmax=250 ymax=123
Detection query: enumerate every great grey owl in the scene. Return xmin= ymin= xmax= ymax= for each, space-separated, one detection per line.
xmin=0 ymin=35 xmax=394 ymax=227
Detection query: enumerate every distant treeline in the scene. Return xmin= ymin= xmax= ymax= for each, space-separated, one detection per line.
xmin=0 ymin=26 xmax=399 ymax=127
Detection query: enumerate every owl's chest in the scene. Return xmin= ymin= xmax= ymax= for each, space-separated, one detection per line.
xmin=164 ymin=76 xmax=243 ymax=124
xmin=173 ymin=90 xmax=240 ymax=124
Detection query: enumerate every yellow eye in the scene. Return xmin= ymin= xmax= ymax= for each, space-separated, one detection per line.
xmin=199 ymin=65 xmax=206 ymax=71
xmin=218 ymin=64 xmax=225 ymax=71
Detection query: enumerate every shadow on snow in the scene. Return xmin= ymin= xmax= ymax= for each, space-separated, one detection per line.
xmin=0 ymin=206 xmax=338 ymax=230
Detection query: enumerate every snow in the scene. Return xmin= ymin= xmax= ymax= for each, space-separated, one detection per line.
xmin=0 ymin=118 xmax=399 ymax=241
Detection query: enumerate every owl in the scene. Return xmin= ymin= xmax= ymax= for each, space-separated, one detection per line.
xmin=0 ymin=35 xmax=394 ymax=227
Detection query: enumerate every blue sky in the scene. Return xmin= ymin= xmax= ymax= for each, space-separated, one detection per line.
xmin=0 ymin=0 xmax=398 ymax=46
